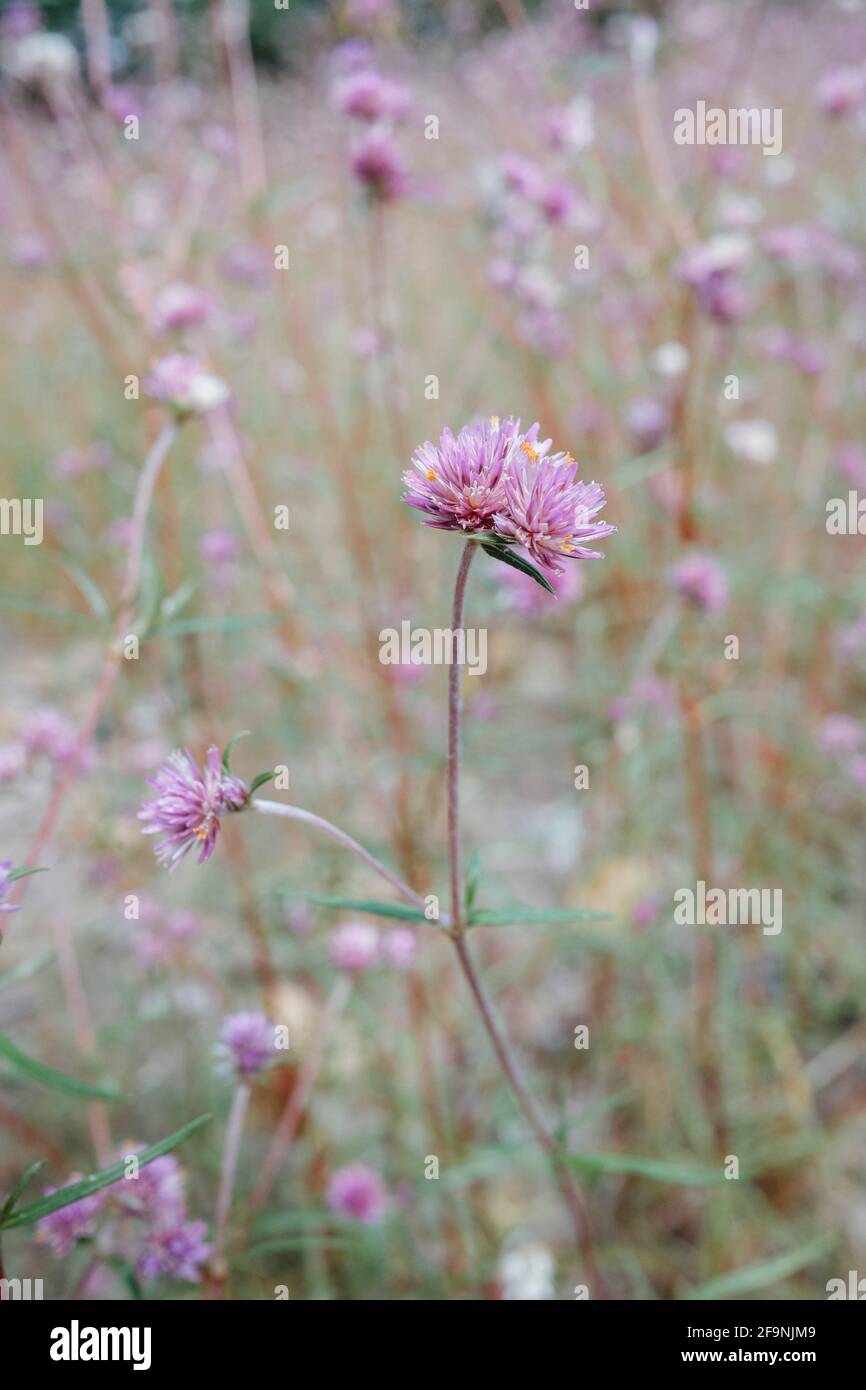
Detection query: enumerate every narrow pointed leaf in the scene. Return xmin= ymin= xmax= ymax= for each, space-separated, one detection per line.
xmin=480 ymin=542 xmax=555 ymax=593
xmin=304 ymin=894 xmax=428 ymax=923
xmin=0 ymin=1032 xmax=122 ymax=1103
xmin=0 ymin=1113 xmax=212 ymax=1231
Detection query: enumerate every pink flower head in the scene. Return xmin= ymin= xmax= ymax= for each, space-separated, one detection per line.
xmin=350 ymin=130 xmax=409 ymax=201
xmin=498 ymin=152 xmax=545 ymax=200
xmin=668 ymin=553 xmax=729 ymax=613
xmin=136 ymin=1218 xmax=211 ymax=1284
xmin=21 ymin=707 xmax=79 ymax=763
xmin=403 ymin=416 xmax=527 ymax=533
xmin=817 ymin=714 xmax=863 ymax=759
xmin=145 ymin=354 xmax=230 ymax=417
xmin=0 ymin=861 xmax=20 ymax=915
xmin=816 ymin=65 xmax=866 ymax=117
xmin=111 ymin=1153 xmax=186 ymax=1223
xmin=139 ymin=746 xmax=249 ymax=868
xmin=625 ymin=396 xmax=669 ymax=454
xmin=494 ymin=451 xmax=615 ymax=575
xmin=0 ymin=744 xmax=26 ymax=784
xmin=37 ymin=1179 xmax=104 ymax=1256
xmin=335 ymin=69 xmax=411 ymax=123
xmin=199 ymin=528 xmax=241 ymax=565
xmin=219 ymin=1011 xmax=276 ymax=1076
xmin=151 ymin=282 xmax=212 ymax=334
xmin=326 ymin=1163 xmax=387 ymax=1224
xmin=329 ymin=920 xmax=379 ymax=973
xmin=537 ymin=181 xmax=577 ymax=227
xmin=380 ymin=926 xmax=418 ymax=971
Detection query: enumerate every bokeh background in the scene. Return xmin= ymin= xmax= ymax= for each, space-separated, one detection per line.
xmin=1 ymin=0 xmax=865 ymax=1300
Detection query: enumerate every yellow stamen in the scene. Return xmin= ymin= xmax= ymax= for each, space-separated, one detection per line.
xmin=489 ymin=415 xmax=500 ymax=427
xmin=426 ymin=469 xmax=438 ymax=481
xmin=521 ymin=441 xmax=539 ymax=462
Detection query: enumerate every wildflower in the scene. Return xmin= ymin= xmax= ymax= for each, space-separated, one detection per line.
xmin=334 ymin=69 xmax=411 ymax=123
xmin=136 ymin=1218 xmax=211 ymax=1284
xmin=218 ymin=1012 xmax=276 ymax=1077
xmin=111 ymin=1153 xmax=186 ymax=1223
xmin=329 ymin=921 xmax=379 ymax=973
xmin=816 ymin=65 xmax=866 ymax=117
xmin=36 ymin=1179 xmax=103 ymax=1256
xmin=499 ymin=1242 xmax=555 ymax=1300
xmin=151 ymin=283 xmax=212 ymax=334
xmin=350 ymin=130 xmax=409 ymax=201
xmin=723 ymin=419 xmax=778 ymax=467
xmin=21 ymin=708 xmax=79 ymax=763
xmin=0 ymin=861 xmax=20 ymax=914
xmin=402 ymin=416 xmax=527 ymax=533
xmin=326 ymin=1163 xmax=388 ymax=1224
xmin=817 ymin=714 xmax=863 ymax=759
xmin=198 ymin=529 xmax=241 ymax=565
xmin=380 ymin=927 xmax=418 ymax=971
xmin=625 ymin=396 xmax=669 ymax=454
xmin=494 ymin=453 xmax=615 ymax=575
xmin=145 ymin=355 xmax=230 ymax=418
xmin=139 ymin=746 xmax=249 ymax=868
xmin=668 ymin=553 xmax=729 ymax=613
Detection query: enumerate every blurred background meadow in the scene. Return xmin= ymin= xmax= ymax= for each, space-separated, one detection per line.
xmin=1 ymin=0 xmax=865 ymax=1301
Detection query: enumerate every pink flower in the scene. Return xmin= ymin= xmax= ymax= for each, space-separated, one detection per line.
xmin=36 ymin=1179 xmax=104 ymax=1256
xmin=817 ymin=714 xmax=863 ymax=759
xmin=326 ymin=1163 xmax=388 ymax=1224
xmin=495 ymin=453 xmax=615 ymax=575
xmin=334 ymin=69 xmax=411 ymax=123
xmin=351 ymin=130 xmax=409 ymax=201
xmin=219 ymin=1011 xmax=276 ymax=1076
xmin=403 ymin=417 xmax=525 ymax=534
xmin=136 ymin=1218 xmax=211 ymax=1284
xmin=816 ymin=65 xmax=866 ymax=117
xmin=329 ymin=921 xmax=379 ymax=973
xmin=151 ymin=283 xmax=212 ymax=334
xmin=668 ymin=554 xmax=729 ymax=613
xmin=380 ymin=927 xmax=418 ymax=971
xmin=138 ymin=746 xmax=249 ymax=868
xmin=145 ymin=355 xmax=230 ymax=417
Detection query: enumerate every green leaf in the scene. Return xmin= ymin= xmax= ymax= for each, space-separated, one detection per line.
xmin=6 ymin=866 xmax=47 ymax=883
xmin=0 ymin=1160 xmax=46 ymax=1224
xmin=0 ymin=949 xmax=55 ymax=991
xmin=0 ymin=1032 xmax=122 ymax=1102
xmin=305 ymin=894 xmax=428 ymax=923
xmin=480 ymin=542 xmax=555 ymax=594
xmin=159 ymin=579 xmax=197 ymax=622
xmin=0 ymin=1113 xmax=212 ymax=1231
xmin=249 ymin=770 xmax=276 ymax=796
xmin=567 ymin=1152 xmax=724 ymax=1185
xmin=222 ymin=730 xmax=251 ymax=774
xmin=58 ymin=558 xmax=110 ymax=622
xmin=465 ymin=852 xmax=482 ymax=915
xmin=684 ymin=1234 xmax=834 ymax=1300
xmin=467 ymin=906 xmax=613 ymax=927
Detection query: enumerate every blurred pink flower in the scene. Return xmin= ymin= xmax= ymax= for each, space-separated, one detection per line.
xmin=37 ymin=1179 xmax=104 ymax=1256
xmin=151 ymin=283 xmax=213 ymax=334
xmin=326 ymin=1163 xmax=388 ymax=1224
xmin=351 ymin=130 xmax=409 ymax=201
xmin=334 ymin=69 xmax=411 ymax=123
xmin=219 ymin=1012 xmax=276 ymax=1076
xmin=668 ymin=554 xmax=729 ymax=613
xmin=329 ymin=921 xmax=379 ymax=973
xmin=380 ymin=927 xmax=418 ymax=971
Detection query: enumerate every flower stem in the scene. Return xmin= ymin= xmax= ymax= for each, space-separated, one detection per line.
xmin=212 ymin=1080 xmax=251 ymax=1289
xmin=251 ymin=800 xmax=429 ymax=916
xmin=444 ymin=540 xmax=609 ymax=1296
xmin=447 ymin=541 xmax=476 ymax=932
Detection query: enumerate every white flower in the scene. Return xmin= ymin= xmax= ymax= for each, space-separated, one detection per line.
xmin=6 ymin=32 xmax=78 ymax=92
xmin=499 ymin=1243 xmax=555 ymax=1300
xmin=650 ymin=341 xmax=690 ymax=378
xmin=724 ymin=419 xmax=779 ymax=466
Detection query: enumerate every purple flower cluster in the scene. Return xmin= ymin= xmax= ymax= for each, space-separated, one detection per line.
xmin=37 ymin=1153 xmax=211 ymax=1284
xmin=0 ymin=861 xmax=20 ymax=915
xmin=326 ymin=1163 xmax=388 ymax=1224
xmin=403 ymin=417 xmax=614 ymax=576
xmin=218 ymin=1011 xmax=277 ymax=1076
xmin=139 ymin=746 xmax=249 ymax=868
